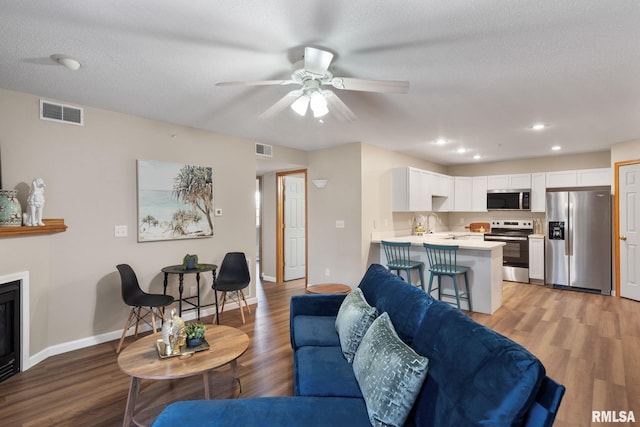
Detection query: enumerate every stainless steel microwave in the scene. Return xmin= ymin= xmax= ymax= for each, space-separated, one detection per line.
xmin=487 ymin=189 xmax=531 ymax=211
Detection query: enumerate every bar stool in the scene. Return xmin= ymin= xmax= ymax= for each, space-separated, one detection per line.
xmin=381 ymin=240 xmax=425 ymax=289
xmin=423 ymin=243 xmax=471 ymax=311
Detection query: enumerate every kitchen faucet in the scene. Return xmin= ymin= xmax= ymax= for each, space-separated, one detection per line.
xmin=426 ymin=212 xmax=439 ymax=234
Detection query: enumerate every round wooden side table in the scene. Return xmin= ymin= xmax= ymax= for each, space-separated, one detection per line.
xmin=306 ymin=283 xmax=352 ymax=294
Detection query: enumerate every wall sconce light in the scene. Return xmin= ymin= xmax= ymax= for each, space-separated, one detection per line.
xmin=312 ymin=179 xmax=328 ymax=189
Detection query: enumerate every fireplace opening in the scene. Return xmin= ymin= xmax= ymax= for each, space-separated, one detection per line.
xmin=0 ymin=280 xmax=20 ymax=383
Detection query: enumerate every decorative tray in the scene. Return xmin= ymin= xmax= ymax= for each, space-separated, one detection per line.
xmin=156 ymin=339 xmax=210 ymax=359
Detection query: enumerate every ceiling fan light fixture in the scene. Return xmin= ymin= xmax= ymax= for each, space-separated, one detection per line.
xmin=310 ymin=91 xmax=329 ymax=118
xmin=291 ymin=95 xmax=310 ymax=116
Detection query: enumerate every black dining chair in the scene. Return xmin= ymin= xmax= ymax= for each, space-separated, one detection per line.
xmin=213 ymin=252 xmax=251 ymax=324
xmin=116 ymin=264 xmax=174 ymax=353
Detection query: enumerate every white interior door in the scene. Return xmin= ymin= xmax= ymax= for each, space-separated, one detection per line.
xmin=619 ymin=163 xmax=640 ymax=301
xmin=284 ymin=175 xmax=305 ymax=281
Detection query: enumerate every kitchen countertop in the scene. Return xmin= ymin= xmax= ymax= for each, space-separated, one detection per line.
xmin=371 ymin=234 xmax=505 ymax=251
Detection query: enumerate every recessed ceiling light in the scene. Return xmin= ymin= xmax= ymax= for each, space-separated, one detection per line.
xmin=473 ymin=154 xmax=481 ymax=160
xmin=435 ymin=138 xmax=448 ymax=145
xmin=552 ymin=145 xmax=562 ymax=151
xmin=531 ymin=123 xmax=546 ymax=131
xmin=457 ymin=147 xmax=467 ymax=154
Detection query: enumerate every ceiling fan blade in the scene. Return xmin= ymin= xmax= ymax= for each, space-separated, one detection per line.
xmin=216 ymin=79 xmax=297 ymax=87
xmin=329 ymin=77 xmax=409 ymax=93
xmin=304 ymin=47 xmax=334 ymax=75
xmin=258 ymin=90 xmax=303 ymax=119
xmin=323 ymin=90 xmax=357 ymax=122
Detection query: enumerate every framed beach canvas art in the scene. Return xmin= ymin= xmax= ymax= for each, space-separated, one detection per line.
xmin=137 ymin=159 xmax=214 ymax=242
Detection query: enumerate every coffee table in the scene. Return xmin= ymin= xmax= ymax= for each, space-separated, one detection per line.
xmin=118 ymin=325 xmax=250 ymax=426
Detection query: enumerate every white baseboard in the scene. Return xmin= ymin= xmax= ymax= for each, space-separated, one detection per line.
xmin=262 ymin=275 xmax=276 ymax=282
xmin=26 ymin=297 xmax=257 ymax=370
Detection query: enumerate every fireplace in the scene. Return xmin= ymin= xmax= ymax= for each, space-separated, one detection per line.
xmin=0 ymin=280 xmax=20 ymax=382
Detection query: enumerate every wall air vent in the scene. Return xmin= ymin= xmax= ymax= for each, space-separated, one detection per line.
xmin=255 ymin=143 xmax=273 ymax=157
xmin=40 ymin=100 xmax=84 ymax=126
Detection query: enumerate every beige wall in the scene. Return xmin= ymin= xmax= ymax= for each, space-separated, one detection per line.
xmin=0 ymin=88 xmax=256 ymax=363
xmin=611 ymin=138 xmax=640 ymax=165
xmin=306 ymin=143 xmax=363 ymax=286
xmin=447 ymin=150 xmax=610 ymax=176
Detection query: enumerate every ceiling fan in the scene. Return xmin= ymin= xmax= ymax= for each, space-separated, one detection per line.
xmin=216 ymin=47 xmax=409 ymax=122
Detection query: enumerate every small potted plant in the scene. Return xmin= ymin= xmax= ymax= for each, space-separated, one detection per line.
xmin=184 ymin=322 xmax=207 ymax=348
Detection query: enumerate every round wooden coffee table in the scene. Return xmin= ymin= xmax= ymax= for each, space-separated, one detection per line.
xmin=306 ymin=283 xmax=352 ymax=294
xmin=118 ymin=325 xmax=249 ymax=426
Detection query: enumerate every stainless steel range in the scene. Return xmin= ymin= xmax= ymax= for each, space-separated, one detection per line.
xmin=484 ymin=219 xmax=534 ymax=283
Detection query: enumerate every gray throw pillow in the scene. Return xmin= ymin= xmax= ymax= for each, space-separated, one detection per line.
xmin=352 ymin=312 xmax=429 ymax=427
xmin=335 ymin=288 xmax=379 ymax=363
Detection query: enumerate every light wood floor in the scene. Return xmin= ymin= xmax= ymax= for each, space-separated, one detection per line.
xmin=0 ymin=277 xmax=638 ymax=426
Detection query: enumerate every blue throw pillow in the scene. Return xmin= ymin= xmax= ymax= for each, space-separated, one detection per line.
xmin=335 ymin=288 xmax=378 ymax=363
xmin=352 ymin=312 xmax=429 ymax=427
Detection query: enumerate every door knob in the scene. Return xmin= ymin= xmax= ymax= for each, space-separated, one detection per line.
xmin=620 ymin=235 xmax=628 ymax=241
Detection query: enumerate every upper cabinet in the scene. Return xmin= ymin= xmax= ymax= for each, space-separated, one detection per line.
xmin=454 ymin=176 xmax=487 ymax=212
xmin=531 ymin=172 xmax=546 ymax=212
xmin=431 ymin=172 xmax=453 ymax=212
xmin=487 ymin=173 xmax=531 ymax=190
xmin=392 ymin=167 xmax=453 ymax=212
xmin=546 ymin=168 xmax=611 ymax=188
xmin=392 ymin=167 xmax=432 ymax=212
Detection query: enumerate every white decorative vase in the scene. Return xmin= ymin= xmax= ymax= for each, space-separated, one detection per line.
xmin=0 ymin=189 xmax=23 ymax=226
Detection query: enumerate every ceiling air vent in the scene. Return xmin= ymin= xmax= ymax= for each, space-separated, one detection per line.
xmin=255 ymin=143 xmax=273 ymax=157
xmin=40 ymin=100 xmax=84 ymax=126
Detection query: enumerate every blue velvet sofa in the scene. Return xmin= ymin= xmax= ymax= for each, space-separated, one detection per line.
xmin=152 ymin=264 xmax=565 ymax=427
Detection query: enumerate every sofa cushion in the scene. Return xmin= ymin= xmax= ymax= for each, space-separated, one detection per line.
xmin=151 ymin=397 xmax=372 ymax=427
xmin=294 ymin=346 xmax=363 ymax=398
xmin=335 ymin=288 xmax=379 ymax=362
xmin=410 ymin=300 xmax=546 ymax=427
xmin=358 ymin=264 xmax=433 ymax=344
xmin=353 ymin=312 xmax=429 ymax=427
xmin=293 ymin=315 xmax=340 ymax=348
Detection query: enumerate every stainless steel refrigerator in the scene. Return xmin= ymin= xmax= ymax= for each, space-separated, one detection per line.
xmin=545 ymin=187 xmax=612 ymax=294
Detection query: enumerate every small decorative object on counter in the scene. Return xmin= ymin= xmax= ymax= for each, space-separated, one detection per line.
xmin=24 ymin=177 xmax=46 ymax=226
xmin=184 ymin=322 xmax=207 ymax=348
xmin=413 ymin=215 xmax=426 ymax=236
xmin=0 ymin=189 xmax=22 ymax=226
xmin=182 ymin=253 xmax=200 ymax=270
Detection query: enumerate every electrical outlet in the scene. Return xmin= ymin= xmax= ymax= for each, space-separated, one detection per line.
xmin=325 ymin=268 xmax=330 ymax=276
xmin=114 ymin=225 xmax=127 ymax=237
xmin=214 ymin=208 xmax=223 ymax=216
xmin=459 ymin=218 xmax=465 ymax=224
xmin=336 ymin=220 xmax=345 ymax=228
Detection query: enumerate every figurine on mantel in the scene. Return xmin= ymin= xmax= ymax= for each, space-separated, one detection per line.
xmin=24 ymin=177 xmax=46 ymax=226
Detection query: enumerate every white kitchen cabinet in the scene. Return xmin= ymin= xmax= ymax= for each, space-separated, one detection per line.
xmin=432 ymin=173 xmax=453 ymax=212
xmin=577 ymin=168 xmax=611 ymax=186
xmin=454 ymin=176 xmax=487 ymax=212
xmin=546 ymin=170 xmax=577 ymax=188
xmin=472 ymin=176 xmax=488 ymax=212
xmin=529 ymin=236 xmax=545 ymax=282
xmin=392 ymin=167 xmax=432 ymax=211
xmin=454 ymin=177 xmax=472 ymax=211
xmin=531 ymin=172 xmax=546 ymax=212
xmin=546 ymin=168 xmax=611 ymax=188
xmin=487 ymin=173 xmax=531 ymax=190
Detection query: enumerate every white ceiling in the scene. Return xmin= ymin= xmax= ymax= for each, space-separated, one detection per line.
xmin=1 ymin=1 xmax=639 ymax=165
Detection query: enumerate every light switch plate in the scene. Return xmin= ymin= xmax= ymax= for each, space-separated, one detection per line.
xmin=114 ymin=225 xmax=128 ymax=238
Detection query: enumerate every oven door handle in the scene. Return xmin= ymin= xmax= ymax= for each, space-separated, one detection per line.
xmin=484 ymin=235 xmax=528 ymax=241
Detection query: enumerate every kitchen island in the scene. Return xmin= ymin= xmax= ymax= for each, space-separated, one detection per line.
xmin=371 ymin=234 xmax=505 ymax=314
